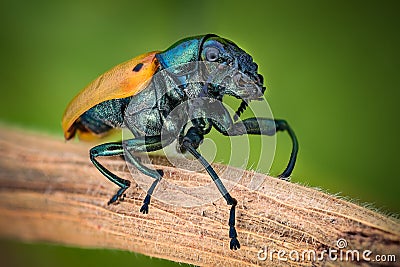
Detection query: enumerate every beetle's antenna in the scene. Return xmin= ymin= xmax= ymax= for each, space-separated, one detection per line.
xmin=233 ymin=100 xmax=248 ymax=121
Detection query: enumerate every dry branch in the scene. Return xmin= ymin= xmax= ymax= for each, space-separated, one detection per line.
xmin=0 ymin=127 xmax=399 ymax=266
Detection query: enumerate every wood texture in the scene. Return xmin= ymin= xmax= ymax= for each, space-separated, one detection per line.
xmin=0 ymin=127 xmax=399 ymax=266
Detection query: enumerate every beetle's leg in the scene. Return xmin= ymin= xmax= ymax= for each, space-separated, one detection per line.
xmin=123 ymin=136 xmax=172 ymax=214
xmin=181 ymin=127 xmax=240 ymax=250
xmin=214 ymin=118 xmax=298 ymax=179
xmin=90 ymin=136 xmax=166 ymax=208
xmin=177 ymin=124 xmax=187 ymax=153
xmin=90 ymin=143 xmax=129 ymax=204
xmin=274 ymin=119 xmax=298 ymax=179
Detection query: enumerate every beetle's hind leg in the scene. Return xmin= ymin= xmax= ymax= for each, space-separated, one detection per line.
xmin=122 ymin=136 xmax=169 ymax=213
xmin=90 ymin=143 xmax=130 ymax=204
xmin=90 ymin=136 xmax=168 ymax=210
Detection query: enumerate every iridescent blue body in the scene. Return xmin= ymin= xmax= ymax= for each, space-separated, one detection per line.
xmin=68 ymin=35 xmax=298 ymax=250
xmin=78 ymin=35 xmax=265 ymax=136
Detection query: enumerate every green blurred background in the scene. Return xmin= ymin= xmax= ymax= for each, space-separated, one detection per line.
xmin=1 ymin=0 xmax=399 ymax=266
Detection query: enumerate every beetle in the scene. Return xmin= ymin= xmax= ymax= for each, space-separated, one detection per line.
xmin=62 ymin=34 xmax=298 ymax=250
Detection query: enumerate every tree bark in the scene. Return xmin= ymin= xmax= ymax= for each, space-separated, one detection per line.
xmin=0 ymin=127 xmax=399 ymax=266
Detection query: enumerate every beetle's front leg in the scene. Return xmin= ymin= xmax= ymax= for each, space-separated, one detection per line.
xmin=181 ymin=127 xmax=241 ymax=250
xmin=214 ymin=118 xmax=298 ymax=179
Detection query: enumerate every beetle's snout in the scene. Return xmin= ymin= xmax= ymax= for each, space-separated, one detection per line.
xmin=233 ymin=72 xmax=252 ymax=87
xmin=233 ymin=72 xmax=264 ymax=99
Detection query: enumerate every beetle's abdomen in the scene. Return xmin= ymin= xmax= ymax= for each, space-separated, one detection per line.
xmin=69 ymin=97 xmax=131 ymax=140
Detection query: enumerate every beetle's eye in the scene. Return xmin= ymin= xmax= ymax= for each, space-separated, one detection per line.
xmin=205 ymin=47 xmax=219 ymax=62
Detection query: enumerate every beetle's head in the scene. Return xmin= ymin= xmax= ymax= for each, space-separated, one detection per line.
xmin=156 ymin=34 xmax=266 ymax=120
xmin=199 ymin=36 xmax=266 ymax=102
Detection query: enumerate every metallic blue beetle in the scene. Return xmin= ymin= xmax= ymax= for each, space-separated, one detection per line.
xmin=63 ymin=34 xmax=299 ymax=250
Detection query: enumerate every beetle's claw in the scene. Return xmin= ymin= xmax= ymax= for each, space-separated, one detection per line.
xmin=277 ymin=174 xmax=291 ymax=182
xmin=108 ymin=187 xmax=129 ymax=205
xmin=108 ymin=195 xmax=118 ymax=205
xmin=108 ymin=191 xmax=127 ymax=205
xmin=140 ymin=203 xmax=149 ymax=214
xmin=230 ymin=238 xmax=240 ymax=250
